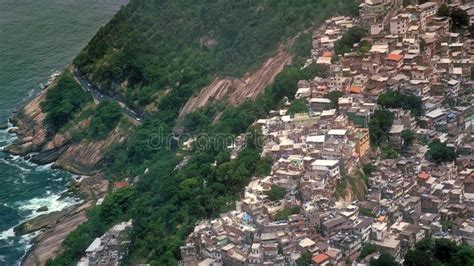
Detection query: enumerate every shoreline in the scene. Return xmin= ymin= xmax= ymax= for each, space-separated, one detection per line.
xmin=0 ymin=121 xmax=82 ymax=266
xmin=2 ymin=98 xmax=107 ymax=265
xmin=21 ymin=202 xmax=92 ymax=266
xmin=2 ymin=64 xmax=127 ymax=264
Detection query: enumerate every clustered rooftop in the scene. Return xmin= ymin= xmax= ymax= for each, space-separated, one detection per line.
xmin=178 ymin=0 xmax=474 ymax=265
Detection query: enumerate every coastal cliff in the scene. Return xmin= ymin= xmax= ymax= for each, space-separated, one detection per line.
xmin=4 ymin=76 xmax=128 ymax=265
xmin=21 ymin=202 xmax=93 ymax=266
xmin=5 ymin=86 xmax=127 ymax=176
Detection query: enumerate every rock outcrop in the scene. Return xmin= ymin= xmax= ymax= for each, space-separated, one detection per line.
xmin=5 ymin=91 xmax=49 ymax=155
xmin=179 ymin=44 xmax=293 ymax=118
xmin=5 ymin=91 xmax=127 ymax=176
xmin=22 ymin=202 xmax=92 ymax=266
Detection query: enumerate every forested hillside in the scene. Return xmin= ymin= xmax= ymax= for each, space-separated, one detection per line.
xmin=47 ymin=0 xmax=358 ymax=265
xmin=75 ymin=0 xmax=357 ymax=110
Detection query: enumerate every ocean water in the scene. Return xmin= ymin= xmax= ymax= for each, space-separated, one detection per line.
xmin=0 ymin=0 xmax=127 ymax=264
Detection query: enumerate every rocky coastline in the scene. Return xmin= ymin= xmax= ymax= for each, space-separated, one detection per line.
xmin=3 ymin=83 xmax=118 ymax=265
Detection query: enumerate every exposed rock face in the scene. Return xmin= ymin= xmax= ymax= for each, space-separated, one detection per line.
xmin=5 ymin=90 xmax=126 ymax=176
xmin=22 ymin=202 xmax=92 ymax=266
xmin=179 ymin=44 xmax=293 ymax=117
xmin=55 ymin=127 xmax=124 ymax=175
xmin=5 ymin=76 xmax=125 ymax=265
xmin=14 ymin=209 xmax=69 ymax=236
xmin=37 ymin=206 xmax=48 ymax=212
xmin=5 ymin=91 xmax=49 ymax=155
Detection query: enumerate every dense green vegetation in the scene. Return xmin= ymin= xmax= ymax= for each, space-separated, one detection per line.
xmin=41 ymin=73 xmax=92 ymax=131
xmin=359 ymin=208 xmax=376 ymax=218
xmin=362 ymin=163 xmax=375 ymax=177
xmin=358 ymin=40 xmax=372 ymax=55
xmin=358 ymin=243 xmax=377 ymax=261
xmin=450 ymin=8 xmax=470 ymax=31
xmin=436 ymin=4 xmax=470 ymax=31
xmin=75 ymin=0 xmax=357 ymax=109
xmin=381 ymin=144 xmax=399 ymax=159
xmin=377 ymin=91 xmax=423 ymax=116
xmin=44 ymin=0 xmax=362 ymax=264
xmin=324 ymin=91 xmax=344 ymax=109
xmin=404 ymin=238 xmax=474 ymax=266
xmin=296 ymin=251 xmax=314 ymax=266
xmin=437 ymin=4 xmax=450 ymax=17
xmin=274 ymin=206 xmax=301 ymax=221
xmin=265 ymin=185 xmax=287 ymax=201
xmin=87 ymin=101 xmax=122 ymax=139
xmin=334 ymin=172 xmax=368 ymax=200
xmin=47 ymin=188 xmax=135 ymax=266
xmin=368 ymin=110 xmax=394 ymax=147
xmin=287 ymin=99 xmax=308 ymax=114
xmin=426 ymin=139 xmax=457 ymax=163
xmin=334 ymin=175 xmax=349 ymax=199
xmin=401 ymin=129 xmax=417 ymax=147
xmin=370 ymin=252 xmax=398 ymax=266
xmin=334 ymin=26 xmax=366 ymax=55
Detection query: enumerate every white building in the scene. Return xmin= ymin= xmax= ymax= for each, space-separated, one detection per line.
xmin=311 ymin=159 xmax=340 ymax=178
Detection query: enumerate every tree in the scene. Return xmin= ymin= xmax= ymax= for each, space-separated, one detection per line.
xmin=403 ymin=0 xmax=411 ymax=7
xmin=426 ymin=139 xmax=457 ymax=163
xmin=434 ymin=238 xmax=457 ymax=263
xmin=363 ymin=163 xmax=375 ymax=176
xmin=401 ymin=130 xmax=416 ymax=146
xmin=324 ymin=91 xmax=344 ymax=109
xmin=88 ymin=101 xmax=122 ymax=139
xmin=436 ymin=4 xmax=450 ymax=17
xmin=377 ymin=91 xmax=423 ymax=116
xmin=358 ymin=243 xmax=377 ymax=261
xmin=334 ymin=26 xmax=366 ymax=55
xmin=441 ymin=219 xmax=453 ymax=232
xmin=370 ymin=252 xmax=398 ymax=266
xmin=404 ymin=249 xmax=434 ymax=266
xmin=274 ymin=206 xmax=300 ymax=221
xmin=419 ymin=38 xmax=426 ymax=52
xmin=265 ymin=185 xmax=287 ymax=201
xmin=358 ymin=40 xmax=372 ymax=55
xmin=381 ymin=144 xmax=399 ymax=159
xmin=41 ymin=72 xmax=92 ymax=131
xmin=296 ymin=251 xmax=314 ymax=266
xmin=451 ymin=245 xmax=474 ymax=266
xmin=450 ymin=9 xmax=469 ymax=30
xmin=404 ymin=237 xmax=474 ymax=266
xmin=287 ymin=99 xmax=308 ymax=114
xmin=369 ymin=110 xmax=394 ymax=147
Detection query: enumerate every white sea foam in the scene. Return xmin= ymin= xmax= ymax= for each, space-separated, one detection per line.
xmin=17 ymin=193 xmax=78 ymax=219
xmin=15 ymin=230 xmax=42 ymax=266
xmin=35 ymin=163 xmax=54 ymax=172
xmin=0 ymin=121 xmax=18 ymax=144
xmin=28 ymin=88 xmax=35 ymax=97
xmin=1 ymin=159 xmax=31 ymax=173
xmin=0 ymin=228 xmax=15 ymax=241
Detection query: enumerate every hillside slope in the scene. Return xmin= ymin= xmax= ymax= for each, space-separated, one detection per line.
xmin=179 ymin=42 xmax=293 ymax=117
xmin=75 ymin=0 xmax=358 ymax=114
xmin=46 ymin=1 xmax=359 ymax=265
xmin=6 ymin=73 xmax=130 ymax=175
